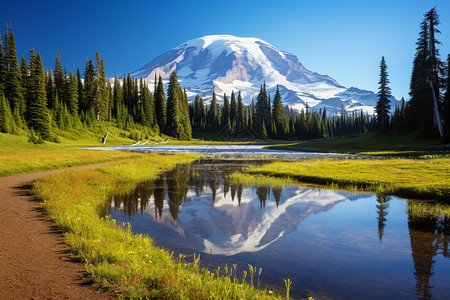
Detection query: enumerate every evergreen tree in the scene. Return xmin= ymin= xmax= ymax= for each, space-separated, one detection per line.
xmin=230 ymin=90 xmax=237 ymax=128
xmin=76 ymin=69 xmax=84 ymax=114
xmin=0 ymin=91 xmax=14 ymax=133
xmin=66 ymin=71 xmax=78 ymax=116
xmin=272 ymin=85 xmax=286 ymax=137
xmin=237 ymin=91 xmax=244 ymax=129
xmin=221 ymin=93 xmax=230 ymax=130
xmin=96 ymin=52 xmax=108 ymax=120
xmin=255 ymin=83 xmax=269 ymax=135
xmin=0 ymin=31 xmax=3 ymax=94
xmin=154 ymin=75 xmax=166 ymax=132
xmin=376 ymin=56 xmax=391 ymax=128
xmin=444 ymin=54 xmax=450 ymax=135
xmin=407 ymin=7 xmax=444 ymax=134
xmin=207 ymin=90 xmax=218 ymax=129
xmin=83 ymin=59 xmax=96 ymax=114
xmin=166 ymin=71 xmax=183 ymax=138
xmin=27 ymin=51 xmax=51 ymax=140
xmin=19 ymin=54 xmax=29 ymax=115
xmin=3 ymin=24 xmax=25 ymax=125
xmin=180 ymin=89 xmax=192 ymax=140
xmin=140 ymin=79 xmax=156 ymax=128
xmin=53 ymin=51 xmax=66 ymax=104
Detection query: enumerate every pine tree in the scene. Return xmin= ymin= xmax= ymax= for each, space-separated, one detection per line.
xmin=76 ymin=69 xmax=84 ymax=114
xmin=376 ymin=56 xmax=391 ymax=128
xmin=207 ymin=90 xmax=218 ymax=129
xmin=230 ymin=90 xmax=237 ymax=128
xmin=166 ymin=71 xmax=183 ymax=138
xmin=83 ymin=59 xmax=96 ymax=115
xmin=272 ymin=85 xmax=286 ymax=138
xmin=237 ymin=91 xmax=244 ymax=130
xmin=407 ymin=7 xmax=444 ymax=134
xmin=3 ymin=24 xmax=25 ymax=126
xmin=140 ymin=79 xmax=156 ymax=128
xmin=27 ymin=51 xmax=51 ymax=140
xmin=96 ymin=52 xmax=108 ymax=120
xmin=66 ymin=71 xmax=78 ymax=116
xmin=180 ymin=89 xmax=192 ymax=140
xmin=221 ymin=93 xmax=230 ymax=130
xmin=443 ymin=54 xmax=450 ymax=135
xmin=53 ymin=51 xmax=66 ymax=105
xmin=0 ymin=31 xmax=4 ymax=94
xmin=0 ymin=91 xmax=14 ymax=133
xmin=154 ymin=75 xmax=166 ymax=132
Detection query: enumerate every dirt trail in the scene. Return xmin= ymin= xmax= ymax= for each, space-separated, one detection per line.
xmin=0 ymin=164 xmax=115 ymax=299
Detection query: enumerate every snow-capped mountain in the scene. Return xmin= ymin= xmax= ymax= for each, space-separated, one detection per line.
xmin=131 ymin=35 xmax=397 ymax=114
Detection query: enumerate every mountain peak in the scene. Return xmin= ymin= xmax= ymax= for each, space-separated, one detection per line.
xmin=131 ymin=35 xmax=397 ymax=114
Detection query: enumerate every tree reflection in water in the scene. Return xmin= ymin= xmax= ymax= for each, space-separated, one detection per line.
xmin=105 ymin=159 xmax=450 ymax=300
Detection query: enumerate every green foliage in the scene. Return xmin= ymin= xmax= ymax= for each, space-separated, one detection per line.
xmin=28 ymin=128 xmax=44 ymax=144
xmin=27 ymin=51 xmax=52 ymax=140
xmin=0 ymin=91 xmax=14 ymax=133
xmin=376 ymin=56 xmax=391 ymax=128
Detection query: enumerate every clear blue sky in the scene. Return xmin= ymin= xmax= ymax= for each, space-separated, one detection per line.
xmin=1 ymin=0 xmax=449 ymax=99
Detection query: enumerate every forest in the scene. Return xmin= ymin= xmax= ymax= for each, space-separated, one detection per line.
xmin=0 ymin=7 xmax=449 ymax=143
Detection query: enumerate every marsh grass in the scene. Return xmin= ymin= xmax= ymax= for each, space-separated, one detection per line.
xmin=34 ymin=154 xmax=282 ymax=299
xmin=408 ymin=201 xmax=450 ymax=218
xmin=245 ymin=158 xmax=450 ymax=200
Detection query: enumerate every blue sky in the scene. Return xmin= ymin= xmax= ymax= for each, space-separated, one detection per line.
xmin=1 ymin=0 xmax=449 ymax=99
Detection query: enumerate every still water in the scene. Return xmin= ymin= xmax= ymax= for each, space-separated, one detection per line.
xmin=105 ymin=159 xmax=450 ymax=300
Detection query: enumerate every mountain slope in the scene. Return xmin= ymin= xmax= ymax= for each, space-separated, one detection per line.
xmin=131 ymin=35 xmax=397 ymax=114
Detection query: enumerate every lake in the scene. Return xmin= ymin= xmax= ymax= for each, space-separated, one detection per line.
xmin=105 ymin=158 xmax=450 ymax=300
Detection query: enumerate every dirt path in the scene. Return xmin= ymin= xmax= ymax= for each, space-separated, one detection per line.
xmin=0 ymin=164 xmax=116 ymax=299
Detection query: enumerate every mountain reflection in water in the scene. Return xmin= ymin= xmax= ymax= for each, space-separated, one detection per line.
xmin=105 ymin=159 xmax=450 ymax=300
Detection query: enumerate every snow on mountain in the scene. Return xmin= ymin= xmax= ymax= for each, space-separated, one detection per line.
xmin=131 ymin=34 xmax=397 ymax=114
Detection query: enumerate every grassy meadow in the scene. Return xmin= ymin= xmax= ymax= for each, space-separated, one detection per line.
xmin=32 ymin=154 xmax=290 ymax=299
xmin=266 ymin=131 xmax=448 ymax=156
xmin=242 ymin=157 xmax=450 ymax=200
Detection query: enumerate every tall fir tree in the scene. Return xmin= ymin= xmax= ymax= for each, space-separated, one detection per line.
xmin=166 ymin=71 xmax=183 ymax=138
xmin=237 ymin=91 xmax=244 ymax=129
xmin=53 ymin=52 xmax=66 ymax=105
xmin=96 ymin=52 xmax=108 ymax=120
xmin=27 ymin=51 xmax=51 ymax=140
xmin=443 ymin=54 xmax=450 ymax=136
xmin=83 ymin=59 xmax=96 ymax=114
xmin=407 ymin=7 xmax=444 ymax=134
xmin=221 ymin=93 xmax=230 ymax=130
xmin=230 ymin=90 xmax=237 ymax=128
xmin=207 ymin=90 xmax=218 ymax=129
xmin=66 ymin=71 xmax=79 ymax=116
xmin=376 ymin=56 xmax=392 ymax=128
xmin=3 ymin=24 xmax=25 ymax=126
xmin=272 ymin=85 xmax=287 ymax=137
xmin=0 ymin=91 xmax=14 ymax=133
xmin=154 ymin=74 xmax=166 ymax=132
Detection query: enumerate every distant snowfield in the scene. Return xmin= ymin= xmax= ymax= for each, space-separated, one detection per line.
xmin=85 ymin=144 xmax=351 ymax=158
xmin=128 ymin=34 xmax=399 ymax=114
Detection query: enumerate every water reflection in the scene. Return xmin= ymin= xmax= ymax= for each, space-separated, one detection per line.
xmin=106 ymin=159 xmax=450 ymax=300
xmin=107 ymin=159 xmax=347 ymax=256
xmin=407 ymin=203 xmax=450 ymax=300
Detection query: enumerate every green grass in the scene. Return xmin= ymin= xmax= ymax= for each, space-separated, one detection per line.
xmin=266 ymin=131 xmax=448 ymax=156
xmin=33 ymin=154 xmax=285 ymax=299
xmin=227 ymin=173 xmax=300 ymax=188
xmin=244 ymin=157 xmax=450 ymax=200
xmin=408 ymin=201 xmax=450 ymax=218
xmin=0 ymin=132 xmax=145 ymax=177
